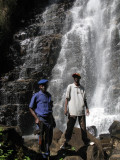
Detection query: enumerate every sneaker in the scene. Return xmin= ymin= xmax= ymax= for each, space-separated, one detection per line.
xmin=41 ymin=152 xmax=47 ymax=159
xmin=85 ymin=141 xmax=95 ymax=146
xmin=45 ymin=151 xmax=50 ymax=157
xmin=89 ymin=142 xmax=95 ymax=145
xmin=60 ymin=142 xmax=71 ymax=149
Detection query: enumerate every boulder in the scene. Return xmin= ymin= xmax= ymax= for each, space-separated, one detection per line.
xmin=87 ymin=125 xmax=97 ymax=137
xmin=53 ymin=127 xmax=63 ymax=142
xmin=109 ymin=154 xmax=120 ymax=160
xmin=64 ymin=156 xmax=83 ymax=160
xmin=99 ymin=134 xmax=112 ymax=159
xmin=0 ymin=125 xmax=23 ymax=145
xmin=50 ymin=127 xmax=104 ymax=160
xmin=109 ymin=121 xmax=120 ymax=139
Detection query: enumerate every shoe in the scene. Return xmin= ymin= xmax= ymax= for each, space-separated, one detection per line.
xmin=85 ymin=141 xmax=95 ymax=146
xmin=89 ymin=142 xmax=95 ymax=145
xmin=60 ymin=142 xmax=71 ymax=149
xmin=45 ymin=151 xmax=50 ymax=157
xmin=41 ymin=152 xmax=47 ymax=159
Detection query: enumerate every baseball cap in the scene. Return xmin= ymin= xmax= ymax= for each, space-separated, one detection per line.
xmin=38 ymin=79 xmax=48 ymax=85
xmin=72 ymin=73 xmax=81 ymax=78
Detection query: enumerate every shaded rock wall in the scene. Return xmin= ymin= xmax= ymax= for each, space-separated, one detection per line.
xmin=0 ymin=0 xmax=75 ymax=135
xmin=0 ymin=0 xmax=49 ymax=74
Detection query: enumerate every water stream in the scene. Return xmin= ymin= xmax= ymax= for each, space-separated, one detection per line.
xmin=48 ymin=0 xmax=120 ymax=135
xmin=8 ymin=0 xmax=120 ymax=136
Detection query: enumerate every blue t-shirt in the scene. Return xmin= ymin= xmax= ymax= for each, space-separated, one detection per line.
xmin=29 ymin=90 xmax=52 ymax=117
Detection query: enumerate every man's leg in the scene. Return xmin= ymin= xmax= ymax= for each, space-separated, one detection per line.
xmin=36 ymin=121 xmax=44 ymax=152
xmin=60 ymin=115 xmax=76 ymax=149
xmin=49 ymin=126 xmax=53 ymax=146
xmin=44 ymin=124 xmax=52 ymax=156
xmin=78 ymin=115 xmax=90 ymax=145
xmin=65 ymin=115 xmax=77 ymax=142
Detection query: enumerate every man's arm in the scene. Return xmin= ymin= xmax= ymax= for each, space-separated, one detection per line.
xmin=84 ymin=98 xmax=88 ymax=109
xmin=64 ymin=85 xmax=71 ymax=116
xmin=29 ymin=108 xmax=40 ymax=124
xmin=29 ymin=93 xmax=40 ymax=124
xmin=64 ymin=98 xmax=68 ymax=116
xmin=84 ymin=93 xmax=90 ymax=116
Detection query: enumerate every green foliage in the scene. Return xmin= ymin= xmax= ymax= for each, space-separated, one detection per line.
xmin=15 ymin=147 xmax=25 ymax=160
xmin=0 ymin=127 xmax=4 ymax=132
xmin=0 ymin=148 xmax=13 ymax=159
xmin=0 ymin=127 xmax=31 ymax=160
xmin=24 ymin=156 xmax=31 ymax=160
xmin=71 ymin=146 xmax=75 ymax=151
xmin=0 ymin=149 xmax=3 ymax=155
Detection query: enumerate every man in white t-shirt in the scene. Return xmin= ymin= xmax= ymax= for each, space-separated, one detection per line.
xmin=61 ymin=73 xmax=93 ymax=149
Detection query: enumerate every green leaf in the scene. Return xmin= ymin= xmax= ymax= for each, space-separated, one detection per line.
xmin=71 ymin=147 xmax=75 ymax=151
xmin=0 ymin=127 xmax=3 ymax=132
xmin=25 ymin=156 xmax=31 ymax=160
xmin=0 ymin=149 xmax=3 ymax=155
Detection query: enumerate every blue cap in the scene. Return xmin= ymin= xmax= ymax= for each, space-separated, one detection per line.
xmin=38 ymin=79 xmax=48 ymax=85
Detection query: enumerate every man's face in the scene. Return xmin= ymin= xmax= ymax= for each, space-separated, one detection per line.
xmin=74 ymin=76 xmax=80 ymax=83
xmin=39 ymin=83 xmax=48 ymax=92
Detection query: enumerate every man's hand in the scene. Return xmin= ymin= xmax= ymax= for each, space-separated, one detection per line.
xmin=64 ymin=108 xmax=68 ymax=116
xmin=29 ymin=108 xmax=40 ymax=124
xmin=35 ymin=117 xmax=40 ymax=124
xmin=86 ymin=108 xmax=90 ymax=116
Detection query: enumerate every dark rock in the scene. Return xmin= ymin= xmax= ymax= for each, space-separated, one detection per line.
xmin=55 ymin=127 xmax=104 ymax=160
xmin=109 ymin=121 xmax=120 ymax=139
xmin=53 ymin=127 xmax=63 ymax=142
xmin=99 ymin=133 xmax=111 ymax=140
xmin=0 ymin=125 xmax=23 ymax=145
xmin=99 ymin=134 xmax=113 ymax=159
xmin=87 ymin=125 xmax=97 ymax=137
xmin=109 ymin=154 xmax=120 ymax=160
xmin=109 ymin=136 xmax=120 ymax=160
xmin=23 ymin=127 xmax=106 ymax=159
xmin=64 ymin=156 xmax=83 ymax=160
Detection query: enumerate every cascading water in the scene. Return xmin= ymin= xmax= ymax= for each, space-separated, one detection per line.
xmin=49 ymin=0 xmax=120 ymax=135
xmin=1 ymin=0 xmax=119 ymax=136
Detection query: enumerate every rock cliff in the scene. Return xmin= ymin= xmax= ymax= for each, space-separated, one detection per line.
xmin=0 ymin=0 xmax=75 ymax=134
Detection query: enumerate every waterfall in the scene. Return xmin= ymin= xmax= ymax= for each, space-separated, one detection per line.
xmin=49 ymin=0 xmax=120 ymax=135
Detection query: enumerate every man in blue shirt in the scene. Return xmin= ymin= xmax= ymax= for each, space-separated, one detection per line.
xmin=29 ymin=79 xmax=55 ymax=158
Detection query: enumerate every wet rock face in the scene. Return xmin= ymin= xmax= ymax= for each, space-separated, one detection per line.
xmin=0 ymin=0 xmax=75 ymax=135
xmin=99 ymin=121 xmax=120 ymax=160
xmin=109 ymin=121 xmax=120 ymax=138
xmin=87 ymin=126 xmax=97 ymax=137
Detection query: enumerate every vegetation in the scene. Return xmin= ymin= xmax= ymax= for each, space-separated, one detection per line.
xmin=0 ymin=127 xmax=31 ymax=160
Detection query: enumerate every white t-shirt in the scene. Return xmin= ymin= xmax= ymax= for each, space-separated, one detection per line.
xmin=65 ymin=83 xmax=86 ymax=116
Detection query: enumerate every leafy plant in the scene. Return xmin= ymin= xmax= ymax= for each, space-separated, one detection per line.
xmin=71 ymin=147 xmax=75 ymax=151
xmin=0 ymin=127 xmax=3 ymax=132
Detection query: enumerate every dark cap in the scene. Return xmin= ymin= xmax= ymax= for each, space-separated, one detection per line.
xmin=38 ymin=79 xmax=48 ymax=85
xmin=72 ymin=73 xmax=81 ymax=78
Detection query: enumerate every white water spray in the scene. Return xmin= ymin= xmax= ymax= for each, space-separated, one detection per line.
xmin=49 ymin=0 xmax=120 ymax=135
